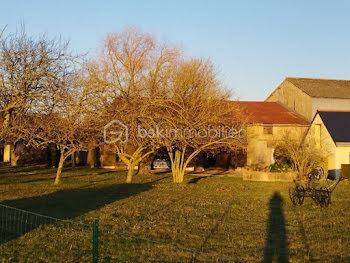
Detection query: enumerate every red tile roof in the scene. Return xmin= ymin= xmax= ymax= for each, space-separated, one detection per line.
xmin=233 ymin=101 xmax=309 ymax=125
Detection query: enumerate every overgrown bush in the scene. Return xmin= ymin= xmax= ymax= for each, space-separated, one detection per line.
xmin=270 ymin=146 xmax=292 ymax=172
xmin=275 ymin=139 xmax=327 ymax=180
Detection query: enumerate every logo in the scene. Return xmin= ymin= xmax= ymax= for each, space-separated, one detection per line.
xmin=104 ymin=120 xmax=129 ymax=144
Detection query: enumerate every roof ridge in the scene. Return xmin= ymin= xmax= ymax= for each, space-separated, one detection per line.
xmin=232 ymin=101 xmax=278 ymax=103
xmin=317 ymin=109 xmax=350 ymax=112
xmin=286 ymin=77 xmax=350 ymax=82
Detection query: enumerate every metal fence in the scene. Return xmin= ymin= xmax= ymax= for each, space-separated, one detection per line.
xmin=0 ymin=204 xmax=232 ymax=263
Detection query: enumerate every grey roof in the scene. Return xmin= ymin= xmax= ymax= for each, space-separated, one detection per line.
xmin=318 ymin=111 xmax=350 ymax=143
xmin=286 ymin=77 xmax=350 ymax=99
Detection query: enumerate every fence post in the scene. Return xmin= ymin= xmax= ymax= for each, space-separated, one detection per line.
xmin=92 ymin=219 xmax=99 ymax=263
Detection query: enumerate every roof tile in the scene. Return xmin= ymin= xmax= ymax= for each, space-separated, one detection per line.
xmin=233 ymin=101 xmax=309 ymax=125
xmin=286 ymin=77 xmax=350 ymax=99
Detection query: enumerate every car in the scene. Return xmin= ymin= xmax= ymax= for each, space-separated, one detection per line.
xmin=153 ymin=158 xmax=171 ymax=170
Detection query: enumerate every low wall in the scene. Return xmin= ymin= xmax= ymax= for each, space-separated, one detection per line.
xmin=341 ymin=164 xmax=350 ymax=180
xmin=242 ymin=170 xmax=296 ymax=182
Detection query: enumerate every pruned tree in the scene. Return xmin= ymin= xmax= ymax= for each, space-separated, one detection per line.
xmin=102 ymin=97 xmax=158 ymax=183
xmin=29 ymin=86 xmax=93 ymax=184
xmin=0 ymin=25 xmax=77 ymax=165
xmin=149 ymin=58 xmax=246 ymax=183
xmin=82 ymin=27 xmax=179 ymax=183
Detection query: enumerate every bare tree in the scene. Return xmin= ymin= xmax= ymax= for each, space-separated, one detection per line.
xmin=149 ymin=58 xmax=246 ymax=183
xmin=276 ymin=134 xmax=327 ymax=180
xmin=83 ymin=27 xmax=245 ymax=183
xmin=82 ymin=27 xmax=179 ymax=183
xmin=29 ymin=86 xmax=93 ymax=184
xmin=0 ymin=26 xmax=77 ymax=165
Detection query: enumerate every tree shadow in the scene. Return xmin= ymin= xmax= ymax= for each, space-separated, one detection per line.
xmin=9 ymin=170 xmax=117 ymax=185
xmin=263 ymin=192 xmax=289 ymax=263
xmin=187 ymin=176 xmax=208 ymax=184
xmin=187 ymin=170 xmax=227 ymax=184
xmin=294 ymin=208 xmax=314 ymax=261
xmin=0 ymin=167 xmax=116 ymax=184
xmin=192 ymin=196 xmax=235 ymax=261
xmin=0 ymin=165 xmax=53 ymax=176
xmin=0 ymin=179 xmax=157 ymax=245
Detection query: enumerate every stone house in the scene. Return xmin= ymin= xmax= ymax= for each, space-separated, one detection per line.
xmin=236 ymin=101 xmax=309 ymax=169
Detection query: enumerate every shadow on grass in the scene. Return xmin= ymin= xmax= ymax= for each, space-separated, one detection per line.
xmin=0 ymin=179 xmax=160 ymax=245
xmin=263 ymin=192 xmax=289 ymax=263
xmin=12 ymin=171 xmax=118 ymax=185
xmin=0 ymin=166 xmax=116 ymax=185
xmin=0 ymin=165 xmax=51 ymax=175
xmin=192 ymin=195 xmax=236 ymax=261
xmin=187 ymin=170 xmax=228 ymax=184
xmin=187 ymin=176 xmax=208 ymax=184
xmin=293 ymin=208 xmax=314 ymax=261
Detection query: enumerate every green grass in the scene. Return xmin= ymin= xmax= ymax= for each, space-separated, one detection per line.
xmin=0 ymin=165 xmax=350 ymax=262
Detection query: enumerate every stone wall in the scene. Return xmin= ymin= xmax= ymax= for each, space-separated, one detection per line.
xmin=266 ymin=79 xmax=312 ymax=120
xmin=242 ymin=170 xmax=296 ymax=182
xmin=311 ymin=97 xmax=350 ymax=120
xmin=246 ymin=124 xmax=309 ymax=168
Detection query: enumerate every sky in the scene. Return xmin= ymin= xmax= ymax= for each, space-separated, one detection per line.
xmin=1 ymin=0 xmax=350 ymax=101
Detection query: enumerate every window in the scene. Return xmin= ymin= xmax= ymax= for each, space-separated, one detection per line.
xmin=263 ymin=126 xmax=273 ymax=135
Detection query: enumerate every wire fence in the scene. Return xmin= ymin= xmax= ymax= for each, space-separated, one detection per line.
xmin=0 ymin=204 xmax=233 ymax=263
xmin=0 ymin=204 xmax=92 ymax=262
xmin=2 ymin=202 xmax=350 ymax=262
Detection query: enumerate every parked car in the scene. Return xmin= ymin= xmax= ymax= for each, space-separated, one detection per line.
xmin=153 ymin=159 xmax=171 ymax=170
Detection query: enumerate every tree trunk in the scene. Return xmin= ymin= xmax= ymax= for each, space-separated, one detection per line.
xmin=71 ymin=151 xmax=76 ymax=168
xmin=172 ymin=167 xmax=185 ymax=183
xmin=170 ymin=150 xmax=186 ymax=183
xmin=87 ymin=147 xmax=99 ymax=168
xmin=48 ymin=144 xmax=58 ymax=168
xmin=2 ymin=112 xmax=12 ymax=163
xmin=55 ymin=151 xmax=65 ymax=185
xmin=126 ymin=164 xmax=135 ymax=183
xmin=87 ymin=147 xmax=95 ymax=168
xmin=3 ymin=144 xmax=11 ymax=163
xmin=116 ymin=147 xmax=154 ymax=183
xmin=138 ymin=154 xmax=153 ymax=175
xmin=10 ymin=147 xmax=20 ymax=166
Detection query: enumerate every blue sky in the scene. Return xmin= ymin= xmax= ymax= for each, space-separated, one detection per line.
xmin=1 ymin=0 xmax=350 ymax=100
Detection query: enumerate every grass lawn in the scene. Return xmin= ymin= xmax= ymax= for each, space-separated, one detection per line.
xmin=0 ymin=165 xmax=350 ymax=262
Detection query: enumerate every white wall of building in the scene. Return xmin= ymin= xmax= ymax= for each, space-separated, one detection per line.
xmin=311 ymin=98 xmax=350 ymax=119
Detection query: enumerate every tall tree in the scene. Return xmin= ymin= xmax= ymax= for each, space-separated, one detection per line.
xmin=29 ymin=85 xmax=94 ymax=184
xmin=149 ymin=58 xmax=246 ymax=183
xmin=83 ymin=27 xmax=179 ymax=183
xmin=0 ymin=26 xmax=76 ymax=165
